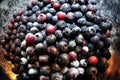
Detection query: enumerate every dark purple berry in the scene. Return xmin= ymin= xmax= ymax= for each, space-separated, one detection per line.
xmin=17 ymin=25 xmax=27 ymax=32
xmin=80 ymin=5 xmax=88 ymax=13
xmin=79 ymin=0 xmax=89 ymax=4
xmin=30 ymin=27 xmax=39 ymax=34
xmin=74 ymin=11 xmax=83 ymax=19
xmin=63 ymin=27 xmax=71 ymax=37
xmin=60 ymin=3 xmax=71 ymax=12
xmin=55 ymin=30 xmax=63 ymax=40
xmin=75 ymin=34 xmax=84 ymax=45
xmin=71 ymin=26 xmax=81 ymax=36
xmin=46 ymin=34 xmax=56 ymax=45
xmin=46 ymin=13 xmax=53 ymax=21
xmin=77 ymin=18 xmax=87 ymax=26
xmin=56 ymin=20 xmax=66 ymax=29
xmin=52 ymin=16 xmax=58 ymax=23
xmin=58 ymin=53 xmax=70 ymax=67
xmin=69 ymin=40 xmax=76 ymax=50
xmin=87 ymin=43 xmax=94 ymax=51
xmin=58 ymin=41 xmax=68 ymax=52
xmin=48 ymin=8 xmax=56 ymax=15
xmin=32 ymin=5 xmax=40 ymax=12
xmin=71 ymin=3 xmax=80 ymax=11
xmin=66 ymin=12 xmax=75 ymax=22
xmin=38 ymin=55 xmax=49 ymax=64
xmin=40 ymin=65 xmax=51 ymax=75
xmin=47 ymin=46 xmax=59 ymax=56
xmin=34 ymin=32 xmax=44 ymax=43
xmin=35 ymin=43 xmax=46 ymax=53
xmin=86 ymin=11 xmax=95 ymax=20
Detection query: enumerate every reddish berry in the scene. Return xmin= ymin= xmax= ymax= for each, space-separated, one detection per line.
xmin=8 ymin=23 xmax=14 ymax=30
xmin=3 ymin=50 xmax=10 ymax=58
xmin=38 ymin=13 xmax=47 ymax=22
xmin=18 ymin=10 xmax=24 ymax=16
xmin=57 ymin=11 xmax=66 ymax=20
xmin=16 ymin=16 xmax=21 ymax=21
xmin=88 ymin=56 xmax=98 ymax=65
xmin=46 ymin=25 xmax=56 ymax=34
xmin=69 ymin=51 xmax=77 ymax=60
xmin=10 ymin=18 xmax=15 ymax=23
xmin=53 ymin=2 xmax=60 ymax=9
xmin=25 ymin=33 xmax=35 ymax=44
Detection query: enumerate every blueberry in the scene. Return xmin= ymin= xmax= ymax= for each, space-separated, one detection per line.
xmin=56 ymin=20 xmax=66 ymax=29
xmin=52 ymin=16 xmax=58 ymax=24
xmin=48 ymin=8 xmax=56 ymax=15
xmin=71 ymin=3 xmax=80 ymax=11
xmin=41 ymin=7 xmax=49 ymax=13
xmin=58 ymin=41 xmax=68 ymax=52
xmin=46 ymin=34 xmax=56 ymax=45
xmin=87 ymin=43 xmax=94 ymax=51
xmin=80 ymin=5 xmax=88 ymax=13
xmin=86 ymin=11 xmax=95 ymax=20
xmin=74 ymin=11 xmax=83 ymax=19
xmin=77 ymin=18 xmax=87 ymax=26
xmin=55 ymin=30 xmax=63 ymax=40
xmin=32 ymin=5 xmax=40 ymax=12
xmin=60 ymin=3 xmax=71 ymax=12
xmin=38 ymin=2 xmax=44 ymax=8
xmin=75 ymin=34 xmax=84 ymax=45
xmin=66 ymin=12 xmax=75 ymax=22
xmin=69 ymin=40 xmax=76 ymax=50
xmin=71 ymin=26 xmax=81 ymax=36
xmin=17 ymin=25 xmax=27 ymax=32
xmin=63 ymin=27 xmax=72 ymax=37
xmin=46 ymin=13 xmax=53 ymax=21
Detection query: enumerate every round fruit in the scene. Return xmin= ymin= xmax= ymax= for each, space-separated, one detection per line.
xmin=46 ymin=24 xmax=56 ymax=34
xmin=69 ymin=51 xmax=77 ymax=60
xmin=57 ymin=11 xmax=66 ymax=20
xmin=38 ymin=13 xmax=47 ymax=22
xmin=25 ymin=33 xmax=35 ymax=44
xmin=8 ymin=23 xmax=14 ymax=30
xmin=88 ymin=56 xmax=98 ymax=65
xmin=53 ymin=2 xmax=60 ymax=9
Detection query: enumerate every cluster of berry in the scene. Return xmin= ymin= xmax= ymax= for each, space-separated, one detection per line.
xmin=3 ymin=0 xmax=112 ymax=80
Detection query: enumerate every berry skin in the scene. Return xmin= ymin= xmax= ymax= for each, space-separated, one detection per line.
xmin=60 ymin=3 xmax=71 ymax=12
xmin=58 ymin=41 xmax=68 ymax=52
xmin=55 ymin=30 xmax=63 ymax=40
xmin=57 ymin=11 xmax=66 ymax=20
xmin=56 ymin=20 xmax=66 ymax=29
xmin=71 ymin=3 xmax=80 ymax=10
xmin=38 ymin=13 xmax=47 ymax=22
xmin=79 ymin=59 xmax=88 ymax=67
xmin=74 ymin=11 xmax=83 ymax=19
xmin=87 ymin=4 xmax=97 ymax=12
xmin=8 ymin=23 xmax=14 ymax=30
xmin=69 ymin=51 xmax=77 ymax=60
xmin=10 ymin=18 xmax=15 ymax=23
xmin=25 ymin=33 xmax=35 ymax=44
xmin=75 ymin=34 xmax=84 ymax=45
xmin=46 ymin=24 xmax=56 ymax=34
xmin=66 ymin=12 xmax=75 ymax=22
xmin=88 ymin=56 xmax=98 ymax=65
xmin=53 ymin=2 xmax=60 ymax=9
xmin=46 ymin=34 xmax=56 ymax=45
xmin=58 ymin=53 xmax=70 ymax=67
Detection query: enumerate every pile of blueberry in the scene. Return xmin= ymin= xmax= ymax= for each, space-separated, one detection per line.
xmin=3 ymin=0 xmax=112 ymax=80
